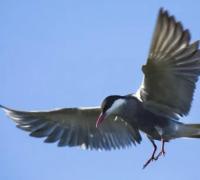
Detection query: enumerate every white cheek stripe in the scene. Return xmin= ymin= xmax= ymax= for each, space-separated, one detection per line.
xmin=107 ymin=99 xmax=125 ymax=114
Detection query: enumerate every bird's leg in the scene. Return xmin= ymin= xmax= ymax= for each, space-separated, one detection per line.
xmin=155 ymin=138 xmax=166 ymax=160
xmin=143 ymin=139 xmax=157 ymax=169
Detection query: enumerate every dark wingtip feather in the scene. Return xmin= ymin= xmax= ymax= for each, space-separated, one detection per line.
xmin=183 ymin=29 xmax=191 ymax=44
xmin=159 ymin=7 xmax=170 ymax=17
xmin=0 ymin=104 xmax=9 ymax=111
xmin=159 ymin=7 xmax=165 ymax=14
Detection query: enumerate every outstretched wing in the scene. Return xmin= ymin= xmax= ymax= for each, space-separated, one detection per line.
xmin=1 ymin=105 xmax=141 ymax=150
xmin=137 ymin=8 xmax=200 ymax=119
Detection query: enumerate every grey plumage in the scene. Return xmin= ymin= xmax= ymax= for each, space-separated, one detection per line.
xmin=1 ymin=8 xmax=200 ymax=168
xmin=138 ymin=9 xmax=200 ymax=118
xmin=0 ymin=105 xmax=140 ymax=150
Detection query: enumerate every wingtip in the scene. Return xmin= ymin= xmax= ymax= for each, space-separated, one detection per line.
xmin=159 ymin=8 xmax=175 ymax=21
xmin=159 ymin=7 xmax=167 ymax=15
xmin=0 ymin=105 xmax=12 ymax=113
xmin=0 ymin=104 xmax=5 ymax=109
xmin=159 ymin=7 xmax=164 ymax=13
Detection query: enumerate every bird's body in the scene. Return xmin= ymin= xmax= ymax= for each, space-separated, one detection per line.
xmin=129 ymin=98 xmax=175 ymax=141
xmin=98 ymin=95 xmax=199 ymax=142
xmin=2 ymin=8 xmax=200 ymax=168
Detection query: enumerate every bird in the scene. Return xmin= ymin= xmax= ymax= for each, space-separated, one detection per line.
xmin=1 ymin=8 xmax=200 ymax=169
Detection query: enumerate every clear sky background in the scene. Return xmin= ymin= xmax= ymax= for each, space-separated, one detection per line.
xmin=1 ymin=1 xmax=200 ymax=180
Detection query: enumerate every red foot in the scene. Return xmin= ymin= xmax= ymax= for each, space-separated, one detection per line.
xmin=155 ymin=149 xmax=165 ymax=160
xmin=143 ymin=139 xmax=166 ymax=169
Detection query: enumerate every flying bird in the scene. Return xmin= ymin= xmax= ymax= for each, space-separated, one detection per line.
xmin=2 ymin=8 xmax=200 ymax=168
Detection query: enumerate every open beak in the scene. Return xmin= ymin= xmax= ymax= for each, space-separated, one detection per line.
xmin=96 ymin=112 xmax=106 ymax=128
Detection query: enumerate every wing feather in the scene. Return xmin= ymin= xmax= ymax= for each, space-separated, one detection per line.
xmin=1 ymin=105 xmax=141 ymax=150
xmin=137 ymin=8 xmax=200 ymax=119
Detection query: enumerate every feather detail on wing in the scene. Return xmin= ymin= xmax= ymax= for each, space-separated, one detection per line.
xmin=0 ymin=105 xmax=141 ymax=150
xmin=137 ymin=8 xmax=200 ymax=119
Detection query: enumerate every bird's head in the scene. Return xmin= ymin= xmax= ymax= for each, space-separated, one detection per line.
xmin=96 ymin=95 xmax=126 ymax=128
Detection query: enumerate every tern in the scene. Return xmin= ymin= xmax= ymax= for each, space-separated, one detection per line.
xmin=2 ymin=8 xmax=200 ymax=168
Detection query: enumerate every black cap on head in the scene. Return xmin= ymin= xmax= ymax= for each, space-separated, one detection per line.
xmin=101 ymin=95 xmax=122 ymax=113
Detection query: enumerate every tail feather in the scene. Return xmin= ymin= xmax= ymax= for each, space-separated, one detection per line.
xmin=177 ymin=124 xmax=200 ymax=138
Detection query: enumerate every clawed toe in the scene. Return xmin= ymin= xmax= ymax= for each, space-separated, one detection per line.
xmin=143 ymin=139 xmax=166 ymax=169
xmin=143 ymin=155 xmax=157 ymax=169
xmin=154 ymin=150 xmax=165 ymax=160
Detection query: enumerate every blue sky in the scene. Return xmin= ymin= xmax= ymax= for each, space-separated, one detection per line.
xmin=1 ymin=0 xmax=200 ymax=180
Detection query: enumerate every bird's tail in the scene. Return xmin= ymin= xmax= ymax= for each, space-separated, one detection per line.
xmin=176 ymin=124 xmax=200 ymax=138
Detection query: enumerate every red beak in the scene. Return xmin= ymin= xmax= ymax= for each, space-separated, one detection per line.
xmin=96 ymin=113 xmax=106 ymax=128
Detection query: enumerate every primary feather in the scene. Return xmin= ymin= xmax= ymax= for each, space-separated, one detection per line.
xmin=0 ymin=105 xmax=141 ymax=150
xmin=137 ymin=8 xmax=200 ymax=119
